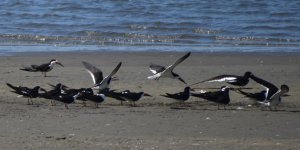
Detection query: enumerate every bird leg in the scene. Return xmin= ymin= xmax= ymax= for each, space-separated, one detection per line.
xmin=223 ymin=105 xmax=227 ymax=110
xmin=65 ymin=104 xmax=69 ymax=109
xmin=217 ymin=104 xmax=220 ymax=110
xmin=30 ymin=98 xmax=34 ymax=105
xmin=95 ymin=103 xmax=99 ymax=108
xmin=82 ymin=101 xmax=87 ymax=107
xmin=120 ymin=101 xmax=123 ymax=105
xmin=27 ymin=98 xmax=31 ymax=105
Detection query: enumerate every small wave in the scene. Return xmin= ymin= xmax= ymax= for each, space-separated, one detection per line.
xmin=243 ymin=25 xmax=300 ymax=31
xmin=271 ymin=12 xmax=297 ymax=17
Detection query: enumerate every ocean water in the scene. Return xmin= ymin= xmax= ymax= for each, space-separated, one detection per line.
xmin=0 ymin=0 xmax=299 ymax=55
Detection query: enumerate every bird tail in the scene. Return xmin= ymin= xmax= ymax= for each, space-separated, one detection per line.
xmin=6 ymin=83 xmax=20 ymax=92
xmin=20 ymin=66 xmax=37 ymax=72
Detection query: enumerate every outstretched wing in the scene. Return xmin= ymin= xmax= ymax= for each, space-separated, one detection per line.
xmin=107 ymin=62 xmax=122 ymax=78
xmin=168 ymin=52 xmax=191 ymax=70
xmin=149 ymin=64 xmax=165 ymax=74
xmin=250 ymin=75 xmax=278 ymax=100
xmin=82 ymin=61 xmax=103 ymax=84
xmin=202 ymin=75 xmax=238 ymax=83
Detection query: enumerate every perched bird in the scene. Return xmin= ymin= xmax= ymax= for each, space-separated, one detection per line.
xmin=20 ymin=59 xmax=64 ymax=77
xmin=191 ymin=72 xmax=252 ymax=87
xmin=53 ymin=92 xmax=82 ymax=109
xmin=147 ymin=52 xmax=191 ymax=84
xmin=6 ymin=83 xmax=45 ymax=105
xmin=39 ymin=83 xmax=65 ymax=105
xmin=248 ymin=74 xmax=290 ymax=110
xmin=237 ymin=89 xmax=267 ymax=102
xmin=117 ymin=90 xmax=151 ymax=106
xmin=81 ymin=88 xmax=106 ymax=108
xmin=191 ymin=86 xmax=232 ymax=109
xmin=161 ymin=87 xmax=191 ymax=103
xmin=82 ymin=61 xmax=122 ymax=90
xmin=100 ymin=88 xmax=126 ymax=105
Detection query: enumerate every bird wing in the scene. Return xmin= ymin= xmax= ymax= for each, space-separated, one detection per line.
xmin=167 ymin=52 xmax=191 ymax=71
xmin=20 ymin=65 xmax=38 ymax=72
xmin=6 ymin=83 xmax=19 ymax=92
xmin=107 ymin=62 xmax=122 ymax=78
xmin=202 ymin=75 xmax=238 ymax=83
xmin=34 ymin=63 xmax=48 ymax=70
xmin=250 ymin=75 xmax=278 ymax=100
xmin=82 ymin=61 xmax=104 ymax=84
xmin=149 ymin=64 xmax=166 ymax=74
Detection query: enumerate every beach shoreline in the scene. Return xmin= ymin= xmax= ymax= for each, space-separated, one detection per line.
xmin=0 ymin=51 xmax=299 ymax=149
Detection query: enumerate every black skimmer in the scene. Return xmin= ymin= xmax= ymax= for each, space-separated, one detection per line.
xmin=6 ymin=83 xmax=45 ymax=105
xmin=53 ymin=92 xmax=82 ymax=109
xmin=39 ymin=83 xmax=65 ymax=105
xmin=81 ymin=88 xmax=106 ymax=108
xmin=191 ymin=86 xmax=232 ymax=109
xmin=117 ymin=90 xmax=151 ymax=106
xmin=20 ymin=59 xmax=64 ymax=77
xmin=100 ymin=88 xmax=126 ymax=105
xmin=147 ymin=52 xmax=191 ymax=84
xmin=248 ymin=74 xmax=290 ymax=110
xmin=161 ymin=87 xmax=191 ymax=103
xmin=82 ymin=61 xmax=122 ymax=90
xmin=191 ymin=72 xmax=252 ymax=87
xmin=237 ymin=89 xmax=267 ymax=102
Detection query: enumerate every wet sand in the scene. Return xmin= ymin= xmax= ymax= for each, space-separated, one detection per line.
xmin=0 ymin=52 xmax=299 ymax=149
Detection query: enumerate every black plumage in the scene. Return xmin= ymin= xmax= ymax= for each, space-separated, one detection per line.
xmin=161 ymin=87 xmax=191 ymax=102
xmin=6 ymin=83 xmax=44 ymax=105
xmin=20 ymin=59 xmax=64 ymax=77
xmin=191 ymin=86 xmax=232 ymax=109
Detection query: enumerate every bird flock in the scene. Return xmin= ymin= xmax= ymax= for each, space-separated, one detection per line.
xmin=7 ymin=52 xmax=290 ymax=110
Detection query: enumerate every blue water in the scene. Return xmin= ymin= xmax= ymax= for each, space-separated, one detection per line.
xmin=0 ymin=0 xmax=299 ymax=54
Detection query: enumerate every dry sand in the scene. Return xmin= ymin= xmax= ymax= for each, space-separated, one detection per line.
xmin=0 ymin=51 xmax=299 ymax=149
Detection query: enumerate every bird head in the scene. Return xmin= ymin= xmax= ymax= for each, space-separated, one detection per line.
xmin=280 ymin=84 xmax=290 ymax=94
xmin=50 ymin=59 xmax=64 ymax=67
xmin=244 ymin=71 xmax=253 ymax=78
xmin=184 ymin=86 xmax=191 ymax=92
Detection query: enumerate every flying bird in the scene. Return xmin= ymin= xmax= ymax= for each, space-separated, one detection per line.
xmin=190 ymin=72 xmax=252 ymax=87
xmin=147 ymin=52 xmax=191 ymax=84
xmin=248 ymin=74 xmax=290 ymax=110
xmin=20 ymin=59 xmax=64 ymax=77
xmin=82 ymin=61 xmax=122 ymax=90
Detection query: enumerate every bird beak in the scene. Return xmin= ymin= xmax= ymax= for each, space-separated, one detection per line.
xmin=55 ymin=61 xmax=64 ymax=67
xmin=282 ymin=94 xmax=291 ymax=97
xmin=178 ymin=77 xmax=186 ymax=84
xmin=144 ymin=93 xmax=152 ymax=97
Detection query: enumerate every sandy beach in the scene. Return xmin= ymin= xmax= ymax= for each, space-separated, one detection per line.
xmin=0 ymin=51 xmax=299 ymax=149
